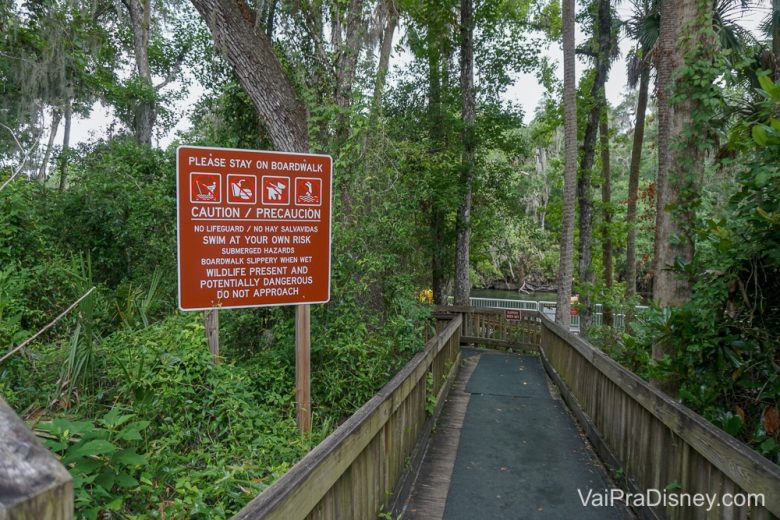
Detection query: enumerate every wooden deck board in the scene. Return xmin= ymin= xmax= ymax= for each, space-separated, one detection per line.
xmin=403 ymin=354 xmax=480 ymax=520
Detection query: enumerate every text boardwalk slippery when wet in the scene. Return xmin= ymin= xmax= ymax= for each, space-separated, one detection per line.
xmin=176 ymin=145 xmax=333 ymax=310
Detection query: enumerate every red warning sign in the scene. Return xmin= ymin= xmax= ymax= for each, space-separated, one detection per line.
xmin=505 ymin=309 xmax=522 ymax=321
xmin=176 ymin=146 xmax=333 ymax=311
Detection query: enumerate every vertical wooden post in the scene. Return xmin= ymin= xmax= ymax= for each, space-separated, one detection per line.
xmin=1 ymin=397 xmax=73 ymax=518
xmin=295 ymin=304 xmax=311 ymax=433
xmin=205 ymin=309 xmax=220 ymax=364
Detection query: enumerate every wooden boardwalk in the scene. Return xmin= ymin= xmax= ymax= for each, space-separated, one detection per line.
xmin=404 ymin=347 xmax=631 ymax=520
xmin=404 ymin=353 xmax=479 ymax=518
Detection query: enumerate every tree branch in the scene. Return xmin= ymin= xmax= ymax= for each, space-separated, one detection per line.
xmin=0 ymin=287 xmax=96 ymax=365
xmin=154 ymin=54 xmax=186 ymax=90
xmin=0 ymin=123 xmax=41 ymax=192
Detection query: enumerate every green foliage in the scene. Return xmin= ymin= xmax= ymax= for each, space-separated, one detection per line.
xmin=611 ymin=75 xmax=780 ymax=463
xmin=37 ymin=409 xmax=151 ymax=519
xmin=52 ymin=138 xmax=176 ymax=292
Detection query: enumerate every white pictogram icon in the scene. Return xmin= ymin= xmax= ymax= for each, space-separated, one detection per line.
xmin=300 ymin=182 xmax=315 ymax=203
xmin=227 ymin=174 xmax=257 ymax=204
xmin=267 ymin=182 xmax=285 ymax=200
xmin=232 ymin=180 xmax=252 ymax=200
xmin=295 ymin=177 xmax=322 ymax=206
xmin=190 ymin=172 xmax=221 ymax=204
xmin=197 ymin=181 xmax=217 ymax=200
xmin=261 ymin=176 xmax=291 ymax=205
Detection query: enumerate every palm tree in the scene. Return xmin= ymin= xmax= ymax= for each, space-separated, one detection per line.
xmin=759 ymin=0 xmax=780 ymax=79
xmin=556 ymin=0 xmax=577 ymax=327
xmin=576 ymin=0 xmax=616 ymax=333
xmin=624 ymin=0 xmax=657 ymax=324
xmin=653 ymin=0 xmax=755 ymax=315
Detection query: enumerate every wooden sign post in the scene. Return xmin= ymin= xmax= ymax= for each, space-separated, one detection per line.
xmin=175 ymin=146 xmax=332 ymax=433
xmin=204 ymin=309 xmax=220 ymax=364
xmin=295 ymin=304 xmax=311 ymax=433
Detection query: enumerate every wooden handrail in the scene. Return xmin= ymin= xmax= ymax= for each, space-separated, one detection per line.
xmin=234 ymin=314 xmax=463 ymax=519
xmin=538 ymin=313 xmax=780 ymax=518
xmin=0 ymin=397 xmax=73 ymax=518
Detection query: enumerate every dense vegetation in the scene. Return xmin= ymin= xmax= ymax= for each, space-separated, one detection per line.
xmin=1 ymin=0 xmax=778 ymax=517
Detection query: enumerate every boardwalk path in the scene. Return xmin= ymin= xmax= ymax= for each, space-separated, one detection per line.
xmin=405 ymin=347 xmax=632 ymax=520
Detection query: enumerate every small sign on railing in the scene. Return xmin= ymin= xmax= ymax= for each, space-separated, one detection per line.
xmin=505 ymin=309 xmax=522 ymax=321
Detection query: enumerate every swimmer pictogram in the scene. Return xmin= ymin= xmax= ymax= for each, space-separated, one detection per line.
xmin=295 ymin=177 xmax=322 ymax=206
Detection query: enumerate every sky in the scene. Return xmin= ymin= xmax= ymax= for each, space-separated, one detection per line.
xmin=60 ymin=2 xmax=771 ymax=148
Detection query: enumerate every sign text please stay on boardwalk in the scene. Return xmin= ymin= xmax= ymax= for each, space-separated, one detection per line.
xmin=176 ymin=146 xmax=333 ymax=311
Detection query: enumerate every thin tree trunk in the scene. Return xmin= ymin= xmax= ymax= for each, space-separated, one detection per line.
xmin=190 ymin=0 xmax=309 ymax=152
xmin=38 ymin=109 xmax=61 ymax=183
xmin=576 ymin=0 xmax=612 ymax=334
xmin=774 ymin=0 xmax=780 ymax=80
xmin=372 ymin=0 xmax=398 ymax=112
xmin=58 ymin=98 xmax=72 ymax=192
xmin=600 ymin=105 xmax=613 ymax=327
xmin=266 ymin=0 xmax=276 ymax=39
xmin=334 ymin=0 xmax=366 ymax=146
xmin=454 ymin=0 xmax=475 ymax=306
xmin=428 ymin=31 xmax=447 ymax=305
xmin=331 ymin=0 xmax=368 ymax=218
xmin=126 ymin=0 xmax=155 ymax=146
xmin=556 ymin=0 xmax=577 ymax=327
xmin=536 ymin=146 xmax=549 ymax=230
xmin=625 ymin=64 xmax=649 ymax=328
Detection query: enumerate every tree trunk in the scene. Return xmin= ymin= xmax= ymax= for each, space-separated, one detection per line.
xmin=372 ymin=0 xmax=399 ymax=112
xmin=428 ymin=31 xmax=447 ymax=305
xmin=652 ymin=0 xmax=712 ymax=378
xmin=600 ymin=105 xmax=613 ymax=327
xmin=266 ymin=0 xmax=277 ymax=39
xmin=556 ymin=0 xmax=577 ymax=327
xmin=334 ymin=0 xmax=366 ymax=141
xmin=58 ymin=98 xmax=72 ymax=192
xmin=38 ymin=109 xmax=61 ymax=183
xmin=126 ymin=0 xmax=155 ymax=146
xmin=653 ymin=0 xmax=702 ymax=310
xmin=576 ymin=0 xmax=612 ymax=334
xmin=454 ymin=0 xmax=475 ymax=306
xmin=774 ymin=0 xmax=780 ymax=80
xmin=536 ymin=146 xmax=549 ymax=230
xmin=625 ymin=63 xmax=649 ymax=328
xmin=190 ymin=0 xmax=309 ymax=152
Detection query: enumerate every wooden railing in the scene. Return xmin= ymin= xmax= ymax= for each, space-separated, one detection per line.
xmin=0 ymin=396 xmax=73 ymax=519
xmin=233 ymin=314 xmax=462 ymax=519
xmin=537 ymin=314 xmax=780 ymax=520
xmin=440 ymin=305 xmax=541 ymax=352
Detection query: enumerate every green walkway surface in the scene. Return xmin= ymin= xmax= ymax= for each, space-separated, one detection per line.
xmin=407 ymin=347 xmax=632 ymax=520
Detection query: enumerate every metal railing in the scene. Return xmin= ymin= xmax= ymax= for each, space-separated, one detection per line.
xmin=468 ymin=297 xmax=649 ymax=332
